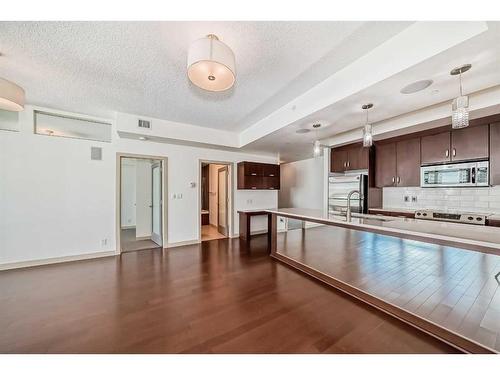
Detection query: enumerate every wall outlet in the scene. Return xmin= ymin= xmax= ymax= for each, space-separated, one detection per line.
xmin=247 ymin=199 xmax=253 ymax=204
xmin=178 ymin=193 xmax=183 ymax=199
xmin=101 ymin=239 xmax=108 ymax=246
xmin=412 ymin=196 xmax=417 ymax=203
xmin=404 ymin=196 xmax=409 ymax=202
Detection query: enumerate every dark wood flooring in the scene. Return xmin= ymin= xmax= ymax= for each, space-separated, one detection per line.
xmin=0 ymin=235 xmax=458 ymax=353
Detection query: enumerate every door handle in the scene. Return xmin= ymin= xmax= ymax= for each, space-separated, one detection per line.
xmin=251 ymin=173 xmax=257 ymax=176
xmin=445 ymin=149 xmax=449 ymax=158
xmin=347 ymin=161 xmax=350 ymax=168
xmin=392 ymin=176 xmax=396 ymax=184
xmin=452 ymin=148 xmax=456 ymax=157
xmin=397 ymin=176 xmax=401 ymax=184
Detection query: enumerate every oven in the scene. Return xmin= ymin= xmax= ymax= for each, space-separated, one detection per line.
xmin=420 ymin=161 xmax=489 ymax=188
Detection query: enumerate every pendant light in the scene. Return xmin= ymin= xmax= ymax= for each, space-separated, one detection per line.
xmin=187 ymin=34 xmax=236 ymax=92
xmin=450 ymin=64 xmax=471 ymax=129
xmin=0 ymin=77 xmax=25 ymax=112
xmin=312 ymin=123 xmax=323 ymax=158
xmin=362 ymin=103 xmax=373 ymax=147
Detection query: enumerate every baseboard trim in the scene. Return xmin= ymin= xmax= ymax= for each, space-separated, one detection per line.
xmin=135 ymin=235 xmax=151 ymax=241
xmin=166 ymin=239 xmax=200 ymax=248
xmin=0 ymin=250 xmax=119 ymax=271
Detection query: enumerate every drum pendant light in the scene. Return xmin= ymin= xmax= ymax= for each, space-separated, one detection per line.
xmin=0 ymin=77 xmax=25 ymax=111
xmin=187 ymin=34 xmax=236 ymax=92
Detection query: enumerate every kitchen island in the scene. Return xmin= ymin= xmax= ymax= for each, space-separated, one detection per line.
xmin=265 ymin=208 xmax=500 ymax=354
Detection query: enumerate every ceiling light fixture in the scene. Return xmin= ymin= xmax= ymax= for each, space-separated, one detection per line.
xmin=312 ymin=123 xmax=323 ymax=158
xmin=0 ymin=77 xmax=25 ymax=112
xmin=362 ymin=103 xmax=373 ymax=147
xmin=450 ymin=64 xmax=471 ymax=129
xmin=187 ymin=34 xmax=236 ymax=92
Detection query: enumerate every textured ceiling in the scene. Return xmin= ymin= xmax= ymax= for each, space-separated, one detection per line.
xmin=243 ymin=21 xmax=500 ymax=162
xmin=0 ymin=21 xmax=391 ymax=131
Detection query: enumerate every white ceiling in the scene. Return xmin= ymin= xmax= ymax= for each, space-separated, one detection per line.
xmin=0 ymin=21 xmax=406 ymax=131
xmin=2 ymin=21 xmax=500 ymax=163
xmin=242 ymin=21 xmax=500 ymax=162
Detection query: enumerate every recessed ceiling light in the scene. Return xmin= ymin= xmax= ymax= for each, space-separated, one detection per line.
xmin=296 ymin=129 xmax=310 ymax=134
xmin=139 ymin=136 xmax=148 ymax=141
xmin=400 ymin=80 xmax=433 ymax=94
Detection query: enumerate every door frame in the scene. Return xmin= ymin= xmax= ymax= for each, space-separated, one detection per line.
xmin=198 ymin=160 xmax=233 ymax=242
xmin=150 ymin=161 xmax=163 ymax=246
xmin=116 ymin=153 xmax=168 ymax=253
xmin=217 ymin=166 xmax=229 ymax=236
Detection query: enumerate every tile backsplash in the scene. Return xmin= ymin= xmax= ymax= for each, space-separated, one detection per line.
xmin=383 ymin=186 xmax=500 ymax=214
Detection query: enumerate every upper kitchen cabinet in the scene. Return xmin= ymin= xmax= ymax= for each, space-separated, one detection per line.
xmin=237 ymin=161 xmax=280 ymax=190
xmin=421 ymin=131 xmax=451 ymax=165
xmin=375 ymin=142 xmax=397 ymax=187
xmin=491 ymin=122 xmax=500 ymax=186
xmin=330 ymin=143 xmax=369 ymax=173
xmin=451 ymin=124 xmax=489 ymax=162
xmin=375 ymin=138 xmax=421 ymax=188
xmin=421 ymin=125 xmax=489 ymax=165
xmin=330 ymin=148 xmax=348 ymax=173
xmin=396 ymin=138 xmax=421 ymax=187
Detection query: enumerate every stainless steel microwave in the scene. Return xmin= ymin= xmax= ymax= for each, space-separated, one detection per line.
xmin=420 ymin=161 xmax=489 ymax=188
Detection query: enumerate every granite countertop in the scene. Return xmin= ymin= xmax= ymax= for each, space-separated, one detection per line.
xmin=266 ymin=208 xmax=500 ymax=251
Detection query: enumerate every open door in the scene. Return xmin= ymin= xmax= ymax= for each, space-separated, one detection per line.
xmin=151 ymin=161 xmax=162 ymax=246
xmin=217 ymin=166 xmax=228 ymax=236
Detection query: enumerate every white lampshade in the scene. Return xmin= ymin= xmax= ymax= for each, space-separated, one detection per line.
xmin=0 ymin=77 xmax=25 ymax=111
xmin=187 ymin=34 xmax=235 ymax=92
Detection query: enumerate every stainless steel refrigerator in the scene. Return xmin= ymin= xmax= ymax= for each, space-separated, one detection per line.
xmin=328 ymin=173 xmax=368 ymax=214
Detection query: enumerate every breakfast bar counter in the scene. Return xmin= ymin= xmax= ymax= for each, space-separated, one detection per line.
xmin=265 ymin=208 xmax=500 ymax=354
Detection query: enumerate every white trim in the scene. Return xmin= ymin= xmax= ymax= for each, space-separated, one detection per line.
xmin=166 ymin=239 xmax=200 ymax=248
xmin=0 ymin=250 xmax=118 ymax=271
xmin=121 ymin=225 xmax=136 ymax=230
xmin=116 ymin=153 xmax=168 ymax=254
xmin=198 ymin=159 xmax=234 ymax=242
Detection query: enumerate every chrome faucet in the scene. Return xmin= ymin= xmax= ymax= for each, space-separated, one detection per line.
xmin=346 ymin=190 xmax=360 ymax=222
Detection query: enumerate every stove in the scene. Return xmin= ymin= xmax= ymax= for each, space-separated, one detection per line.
xmin=414 ymin=210 xmax=489 ymax=225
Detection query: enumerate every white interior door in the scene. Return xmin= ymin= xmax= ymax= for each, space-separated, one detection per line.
xmin=151 ymin=162 xmax=162 ymax=246
xmin=217 ymin=166 xmax=228 ymax=236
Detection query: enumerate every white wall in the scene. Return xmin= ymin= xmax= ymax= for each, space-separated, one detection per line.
xmin=135 ymin=159 xmax=152 ymax=238
xmin=279 ymin=156 xmax=324 ymax=209
xmin=0 ymin=107 xmax=278 ymax=266
xmin=120 ymin=160 xmax=136 ymax=228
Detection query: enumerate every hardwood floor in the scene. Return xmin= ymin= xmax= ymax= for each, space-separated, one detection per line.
xmin=276 ymin=225 xmax=500 ymax=353
xmin=0 ymin=235 xmax=458 ymax=353
xmin=201 ymin=224 xmax=226 ymax=241
xmin=121 ymin=228 xmax=161 ymax=252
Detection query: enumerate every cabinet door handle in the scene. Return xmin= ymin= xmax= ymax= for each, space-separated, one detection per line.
xmin=251 ymin=173 xmax=257 ymax=176
xmin=445 ymin=149 xmax=449 ymax=158
xmin=452 ymin=148 xmax=456 ymax=157
xmin=392 ymin=176 xmax=396 ymax=184
xmin=269 ymin=174 xmax=274 ymax=177
xmin=343 ymin=162 xmax=347 ymax=168
xmin=347 ymin=161 xmax=350 ymax=168
xmin=397 ymin=176 xmax=401 ymax=184
xmin=251 ymin=187 xmax=257 ymax=190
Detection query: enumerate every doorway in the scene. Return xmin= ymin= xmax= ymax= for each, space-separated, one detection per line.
xmin=118 ymin=155 xmax=166 ymax=252
xmin=200 ymin=162 xmax=231 ymax=242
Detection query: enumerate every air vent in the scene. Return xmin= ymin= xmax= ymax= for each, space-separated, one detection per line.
xmin=138 ymin=119 xmax=151 ymax=129
xmin=91 ymin=147 xmax=102 ymax=161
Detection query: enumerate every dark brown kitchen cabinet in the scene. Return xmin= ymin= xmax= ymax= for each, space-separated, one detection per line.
xmin=330 ymin=143 xmax=369 ymax=173
xmin=375 ymin=138 xmax=421 ymax=188
xmin=237 ymin=162 xmax=280 ymax=190
xmin=421 ymin=131 xmax=451 ymax=165
xmin=451 ymin=124 xmax=489 ymax=162
xmin=330 ymin=149 xmax=348 ymax=173
xmin=375 ymin=142 xmax=397 ymax=187
xmin=396 ymin=138 xmax=421 ymax=187
xmin=491 ymin=122 xmax=500 ymax=186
